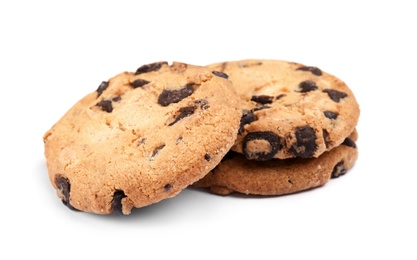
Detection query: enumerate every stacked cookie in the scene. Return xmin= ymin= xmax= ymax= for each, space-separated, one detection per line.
xmin=193 ymin=60 xmax=360 ymax=195
xmin=43 ymin=60 xmax=360 ymax=215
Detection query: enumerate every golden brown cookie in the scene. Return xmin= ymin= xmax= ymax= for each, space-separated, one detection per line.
xmin=193 ymin=130 xmax=358 ymax=196
xmin=43 ymin=61 xmax=241 ymax=215
xmin=207 ymin=59 xmax=360 ymax=160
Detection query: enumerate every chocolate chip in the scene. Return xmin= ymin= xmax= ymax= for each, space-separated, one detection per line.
xmin=112 ymin=95 xmax=121 ymax=102
xmin=331 ymin=161 xmax=347 ymax=178
xmin=239 ymin=109 xmax=258 ymax=134
xmin=55 ymin=176 xmax=78 ymax=211
xmin=276 ymin=94 xmax=286 ymax=100
xmin=296 ymin=66 xmax=322 ymax=76
xmin=158 ymin=84 xmax=194 ymax=106
xmin=112 ymin=190 xmax=127 ymax=214
xmin=297 ymin=80 xmax=318 ymax=93
xmin=242 ymin=131 xmax=281 ymax=161
xmin=96 ymin=81 xmax=109 ymax=97
xmin=96 ymin=99 xmax=113 ymax=112
xmin=324 ymin=111 xmax=338 ymax=119
xmin=169 ymin=106 xmax=195 ymax=126
xmin=132 ymin=79 xmax=150 ymax=88
xmin=164 ymin=184 xmax=172 ymax=192
xmin=151 ymin=144 xmax=165 ymax=158
xmin=252 ymin=106 xmax=271 ymax=112
xmin=323 ymin=130 xmax=329 ymax=147
xmin=342 ymin=137 xmax=357 ymax=148
xmin=290 ymin=126 xmax=317 ymax=158
xmin=204 ymin=154 xmax=211 ymax=161
xmin=212 ymin=71 xmax=229 ymax=79
xmin=135 ymin=61 xmax=168 ymax=75
xmin=323 ymin=89 xmax=348 ymax=102
xmin=251 ymin=95 xmax=274 ymax=104
xmin=195 ymin=99 xmax=209 ymax=110
xmin=138 ymin=138 xmax=146 ymax=146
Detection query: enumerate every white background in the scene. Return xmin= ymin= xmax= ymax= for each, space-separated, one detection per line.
xmin=1 ymin=1 xmax=416 ymax=259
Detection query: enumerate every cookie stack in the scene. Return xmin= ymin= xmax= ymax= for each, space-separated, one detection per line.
xmin=193 ymin=60 xmax=360 ymax=195
xmin=43 ymin=59 xmax=360 ymax=215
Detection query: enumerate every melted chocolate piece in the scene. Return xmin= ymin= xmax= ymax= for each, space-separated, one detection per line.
xmin=132 ymin=79 xmax=150 ymax=88
xmin=331 ymin=161 xmax=347 ymax=178
xmin=169 ymin=106 xmax=195 ymax=126
xmin=55 ymin=176 xmax=78 ymax=211
xmin=204 ymin=153 xmax=211 ymax=161
xmin=342 ymin=137 xmax=357 ymax=148
xmin=323 ymin=89 xmax=348 ymax=102
xmin=276 ymin=94 xmax=286 ymax=100
xmin=158 ymin=85 xmax=194 ymax=106
xmin=296 ymin=66 xmax=323 ymax=76
xmin=112 ymin=96 xmax=121 ymax=102
xmin=96 ymin=99 xmax=113 ymax=112
xmin=138 ymin=138 xmax=146 ymax=146
xmin=135 ymin=61 xmax=168 ymax=75
xmin=151 ymin=144 xmax=166 ymax=158
xmin=239 ymin=109 xmax=258 ymax=134
xmin=96 ymin=81 xmax=109 ymax=97
xmin=243 ymin=131 xmax=281 ymax=161
xmin=112 ymin=190 xmax=127 ymax=214
xmin=164 ymin=184 xmax=172 ymax=192
xmin=297 ymin=80 xmax=318 ymax=93
xmin=252 ymin=106 xmax=271 ymax=112
xmin=212 ymin=71 xmax=229 ymax=79
xmin=251 ymin=95 xmax=274 ymax=104
xmin=324 ymin=111 xmax=338 ymax=119
xmin=290 ymin=126 xmax=317 ymax=158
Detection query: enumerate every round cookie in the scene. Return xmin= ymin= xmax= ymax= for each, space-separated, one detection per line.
xmin=43 ymin=61 xmax=241 ymax=215
xmin=193 ymin=130 xmax=358 ymax=196
xmin=207 ymin=59 xmax=360 ymax=160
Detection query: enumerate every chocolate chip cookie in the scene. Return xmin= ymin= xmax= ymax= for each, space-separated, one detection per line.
xmin=43 ymin=61 xmax=241 ymax=215
xmin=207 ymin=59 xmax=360 ymax=160
xmin=193 ymin=130 xmax=359 ymax=196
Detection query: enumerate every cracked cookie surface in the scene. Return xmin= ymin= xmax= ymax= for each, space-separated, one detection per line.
xmin=43 ymin=61 xmax=241 ymax=215
xmin=207 ymin=59 xmax=360 ymax=160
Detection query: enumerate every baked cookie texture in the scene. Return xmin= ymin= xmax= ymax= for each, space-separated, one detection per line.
xmin=207 ymin=59 xmax=360 ymax=160
xmin=43 ymin=61 xmax=241 ymax=215
xmin=193 ymin=130 xmax=359 ymax=196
